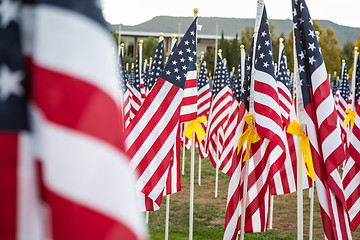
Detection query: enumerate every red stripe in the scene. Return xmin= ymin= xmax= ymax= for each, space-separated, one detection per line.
xmin=0 ymin=133 xmax=18 ymax=239
xmin=32 ymin=65 xmax=124 ymax=152
xmin=46 ymin=189 xmax=139 ymax=240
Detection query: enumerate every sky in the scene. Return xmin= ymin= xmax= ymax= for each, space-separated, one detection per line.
xmin=101 ymin=0 xmax=360 ymax=28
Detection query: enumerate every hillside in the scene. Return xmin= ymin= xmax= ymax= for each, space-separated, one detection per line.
xmin=113 ymin=16 xmax=360 ymax=47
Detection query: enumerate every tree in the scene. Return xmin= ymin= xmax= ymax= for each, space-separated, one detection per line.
xmin=142 ymin=37 xmax=159 ymax=62
xmin=341 ymin=40 xmax=355 ymax=74
xmin=240 ymin=26 xmax=254 ymax=54
xmin=312 ymin=21 xmax=341 ymax=75
xmin=204 ymin=48 xmax=215 ymax=76
xmin=228 ymin=32 xmax=240 ymax=70
xmin=283 ymin=29 xmax=294 ymax=72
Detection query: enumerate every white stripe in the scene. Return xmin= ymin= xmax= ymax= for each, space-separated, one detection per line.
xmin=322 ymin=127 xmax=343 ymax=161
xmin=305 ymin=113 xmax=320 ymax=154
xmin=126 ymin=82 xmax=177 ymax=146
xmin=311 ymin=63 xmax=328 ymax=92
xmin=32 ymin=108 xmax=145 ymax=238
xmin=180 ymin=104 xmax=198 ymax=115
xmin=316 ymin=95 xmax=335 ymax=127
xmin=129 ymin=87 xmax=181 ymax=171
xmin=17 ymin=133 xmax=45 ymax=240
xmin=33 ymin=5 xmax=120 ymax=104
xmin=135 ymin=125 xmax=178 ymax=195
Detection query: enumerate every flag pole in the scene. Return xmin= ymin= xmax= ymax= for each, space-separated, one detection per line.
xmin=351 ymin=47 xmax=359 ymax=112
xmin=293 ymin=30 xmax=304 ymax=240
xmin=198 ymin=52 xmax=205 ymax=186
xmin=214 ymin=24 xmax=219 ymax=79
xmin=182 ymin=130 xmax=186 ymax=175
xmin=164 ymin=36 xmax=178 ymax=240
xmin=189 ymin=8 xmax=198 ymax=240
xmin=215 ymin=130 xmax=219 ymax=198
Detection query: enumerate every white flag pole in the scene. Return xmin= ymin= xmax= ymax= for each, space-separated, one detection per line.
xmin=240 ymin=2 xmax=263 ymax=239
xmin=182 ymin=130 xmax=186 ymax=175
xmin=145 ymin=211 xmax=149 ymax=225
xmin=165 ymin=195 xmax=170 ymax=240
xmin=118 ymin=23 xmax=121 ymax=57
xmin=164 ymin=34 xmax=178 ymax=240
xmin=189 ymin=9 xmax=198 ymax=240
xmin=215 ymin=130 xmax=219 ymax=198
xmin=198 ymin=52 xmax=205 ymax=186
xmin=309 ymin=184 xmax=314 ymax=240
xmin=351 ymin=47 xmax=359 ymax=112
xmin=293 ymin=28 xmax=304 ymax=240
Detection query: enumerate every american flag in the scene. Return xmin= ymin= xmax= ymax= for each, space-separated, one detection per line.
xmin=224 ymin=43 xmax=253 ymax=239
xmin=219 ymin=60 xmax=242 ymax=176
xmin=331 ymin=72 xmax=339 ymax=96
xmin=337 ymin=63 xmax=351 ymax=146
xmin=119 ymin=47 xmax=132 ymax=128
xmin=0 ymin=0 xmax=33 ymax=238
xmin=16 ymin=0 xmax=146 ymax=239
xmin=242 ymin=3 xmax=287 ymax=232
xmin=141 ymin=59 xmax=149 ymax=101
xmin=343 ymin=54 xmax=360 ymax=231
xmin=147 ymin=37 xmax=164 ymax=92
xmin=270 ymin=45 xmax=312 ymax=195
xmin=197 ymin=58 xmax=211 ymax=159
xmin=292 ymin=0 xmax=352 ymax=238
xmin=125 ymin=18 xmax=197 ymax=211
xmin=205 ymin=53 xmax=232 ymax=168
xmin=129 ymin=45 xmax=142 ymax=119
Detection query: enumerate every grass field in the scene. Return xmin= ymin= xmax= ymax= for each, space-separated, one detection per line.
xmin=147 ymin=148 xmax=360 ymax=239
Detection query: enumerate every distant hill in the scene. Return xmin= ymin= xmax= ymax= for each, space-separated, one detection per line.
xmin=113 ymin=16 xmax=360 ymax=47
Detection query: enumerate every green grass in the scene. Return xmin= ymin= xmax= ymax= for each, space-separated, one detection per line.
xmin=147 ymin=148 xmax=299 ymax=240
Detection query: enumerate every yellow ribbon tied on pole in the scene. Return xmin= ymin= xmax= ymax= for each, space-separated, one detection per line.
xmin=287 ymin=120 xmax=315 ymax=181
xmin=237 ymin=114 xmax=261 ymax=162
xmin=184 ymin=117 xmax=207 ymax=142
xmin=344 ymin=109 xmax=356 ymax=128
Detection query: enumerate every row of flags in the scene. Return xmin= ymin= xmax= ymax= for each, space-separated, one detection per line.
xmin=119 ymin=1 xmax=360 ymax=240
xmin=2 ymin=0 xmax=360 ymax=239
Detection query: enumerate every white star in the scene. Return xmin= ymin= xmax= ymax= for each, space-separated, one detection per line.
xmin=309 ymin=56 xmax=316 ymax=65
xmin=190 ymin=31 xmax=195 ymax=36
xmin=184 ymin=40 xmax=189 ymax=45
xmin=182 ymin=65 xmax=187 ymax=70
xmin=268 ymin=50 xmax=273 ymax=56
xmin=174 ymin=68 xmax=179 ymax=73
xmin=188 ymin=56 xmax=193 ymax=62
xmin=263 ymin=62 xmax=269 ymax=68
xmin=259 ymin=53 xmax=265 ymax=59
xmin=298 ymin=51 xmax=305 ymax=59
xmin=298 ymin=65 xmax=305 ymax=73
xmin=166 ymin=70 xmax=171 ymax=75
xmin=0 ymin=64 xmax=24 ymax=101
xmin=178 ymin=50 xmax=183 ymax=55
xmin=308 ymin=30 xmax=315 ymax=38
xmin=0 ymin=0 xmax=20 ymax=28
xmin=293 ymin=8 xmax=297 ymax=17
xmin=261 ymin=31 xmax=267 ymax=37
xmin=265 ymin=40 xmax=270 ymax=46
xmin=180 ymin=58 xmax=185 ymax=63
xmin=176 ymin=75 xmax=181 ymax=81
xmin=300 ymin=3 xmax=305 ymax=11
xmin=257 ymin=44 xmax=262 ymax=50
xmin=186 ymin=48 xmax=191 ymax=53
xmin=172 ymin=60 xmax=177 ymax=65
xmin=308 ymin=43 xmax=316 ymax=51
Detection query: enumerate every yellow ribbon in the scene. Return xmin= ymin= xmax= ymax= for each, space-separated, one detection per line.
xmin=184 ymin=117 xmax=207 ymax=142
xmin=344 ymin=109 xmax=356 ymax=128
xmin=237 ymin=114 xmax=261 ymax=162
xmin=287 ymin=120 xmax=315 ymax=181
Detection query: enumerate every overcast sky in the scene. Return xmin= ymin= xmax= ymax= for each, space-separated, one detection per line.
xmin=101 ymin=0 xmax=360 ymax=28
